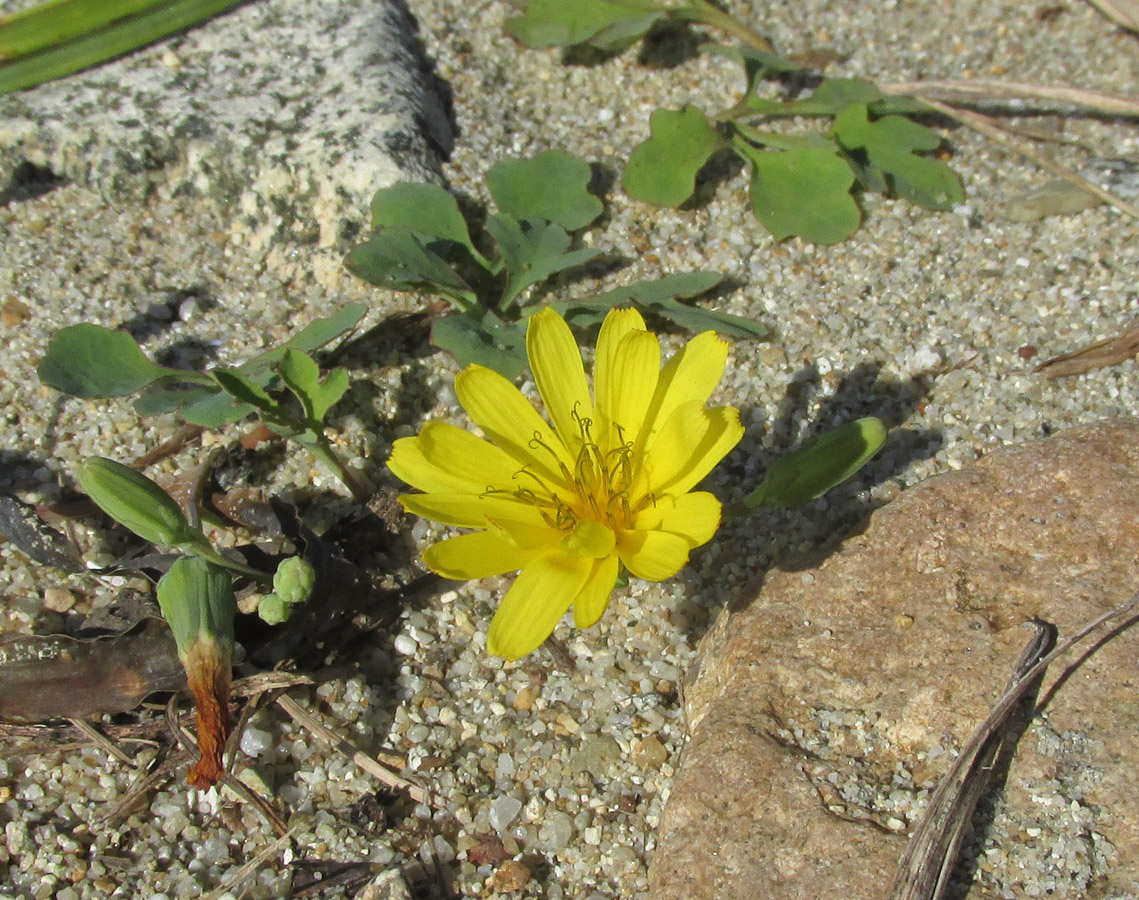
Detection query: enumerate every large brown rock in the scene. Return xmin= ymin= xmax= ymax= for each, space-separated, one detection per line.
xmin=650 ymin=420 xmax=1139 ymax=900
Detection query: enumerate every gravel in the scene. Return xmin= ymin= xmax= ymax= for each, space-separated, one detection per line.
xmin=1 ymin=0 xmax=1138 ymax=897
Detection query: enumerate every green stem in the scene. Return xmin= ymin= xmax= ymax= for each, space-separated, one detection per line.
xmin=670 ymin=0 xmax=775 ymax=53
xmin=310 ymin=439 xmax=372 ymax=504
xmin=178 ymin=534 xmax=272 ymax=585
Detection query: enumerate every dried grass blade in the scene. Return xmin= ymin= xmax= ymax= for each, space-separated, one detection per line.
xmin=1035 ymin=319 xmax=1139 ymax=378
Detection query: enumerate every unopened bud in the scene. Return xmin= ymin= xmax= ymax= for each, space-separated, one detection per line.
xmin=78 ymin=457 xmax=205 ymax=550
xmin=156 ymin=556 xmax=235 ymax=654
xmin=156 ymin=556 xmax=236 ymax=789
xmin=272 ymin=556 xmax=316 ymax=607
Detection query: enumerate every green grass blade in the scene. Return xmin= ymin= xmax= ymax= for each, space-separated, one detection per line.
xmin=0 ymin=0 xmax=167 ymax=61
xmin=0 ymin=0 xmax=244 ymax=95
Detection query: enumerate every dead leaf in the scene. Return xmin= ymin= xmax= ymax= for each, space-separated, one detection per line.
xmin=1035 ymin=319 xmax=1139 ymax=377
xmin=0 ymin=492 xmax=85 ymax=572
xmin=0 ymin=618 xmax=185 ymax=722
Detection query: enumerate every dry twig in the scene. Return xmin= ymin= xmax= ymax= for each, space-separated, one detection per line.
xmin=1035 ymin=319 xmax=1139 ymax=377
xmin=275 ymin=693 xmax=429 ymax=805
xmin=201 ymin=826 xmax=298 ymax=900
xmin=913 ymin=96 xmax=1139 ymax=219
xmin=881 ymin=79 xmax=1139 ymax=118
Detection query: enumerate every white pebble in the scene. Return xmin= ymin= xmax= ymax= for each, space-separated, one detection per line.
xmin=488 ymin=795 xmax=523 ymax=832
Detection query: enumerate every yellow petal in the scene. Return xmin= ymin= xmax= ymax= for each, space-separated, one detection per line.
xmin=387 ymin=423 xmax=518 ymax=494
xmin=486 ymin=549 xmax=593 ymax=659
xmin=638 ymin=402 xmax=743 ymax=497
xmin=526 ymin=308 xmax=593 ymax=453
xmin=400 ymin=492 xmax=550 ymax=530
xmin=594 ymin=308 xmax=647 ymax=417
xmin=617 ymin=529 xmax=693 ymax=581
xmin=572 ymin=554 xmax=620 ymax=628
xmin=595 ymin=329 xmax=660 ymax=445
xmin=637 ymin=331 xmax=729 ymax=455
xmin=633 ymin=491 xmax=721 ymax=547
xmin=423 ymin=531 xmax=543 ymax=579
xmin=455 ymin=364 xmax=574 ymax=490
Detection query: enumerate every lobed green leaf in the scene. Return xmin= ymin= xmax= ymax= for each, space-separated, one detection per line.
xmin=504 ymin=0 xmax=663 ymax=50
xmin=431 ymin=309 xmax=528 ymax=378
xmin=551 ymin=271 xmax=766 ymax=338
xmin=485 ymin=214 xmax=601 ymax=309
xmin=487 ymin=150 xmax=604 ymax=232
xmin=278 ymin=348 xmax=349 ymax=426
xmin=832 ymin=105 xmax=964 ymax=210
xmin=345 ymin=228 xmax=478 ymax=310
xmin=745 ymin=77 xmax=883 ymax=118
xmin=706 ymin=44 xmax=807 ymax=97
xmin=369 ymin=182 xmax=486 ymax=266
xmin=740 ymin=143 xmax=861 ymax=244
xmin=623 ymin=105 xmax=726 ymax=207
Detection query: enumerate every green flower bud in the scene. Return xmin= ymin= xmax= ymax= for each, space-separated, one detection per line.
xmin=78 ymin=457 xmax=205 ymax=549
xmin=272 ymin=556 xmax=317 ymax=607
xmin=256 ymin=593 xmax=291 ymax=626
xmin=156 ymin=556 xmax=236 ymax=654
xmin=744 ymin=417 xmax=887 ymax=509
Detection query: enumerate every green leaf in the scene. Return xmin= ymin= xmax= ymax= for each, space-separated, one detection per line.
xmin=504 ymin=0 xmax=663 ymax=50
xmin=38 ymin=324 xmax=181 ymax=398
xmin=174 ymin=390 xmax=257 ymax=428
xmin=740 ymin=144 xmax=861 ymax=244
xmin=208 ymin=368 xmax=296 ymax=436
xmin=157 ymin=556 xmax=236 ymax=654
xmin=551 ymin=271 xmax=766 ymax=338
xmin=263 ymin=302 xmax=367 ymax=364
xmin=706 ymin=44 xmax=807 ymax=96
xmin=369 ymin=182 xmax=486 ymax=266
xmin=744 ymin=417 xmax=887 ymax=508
xmin=431 ymin=309 xmax=529 ymax=378
xmin=345 ymin=228 xmax=478 ymax=310
xmin=485 ymin=214 xmax=601 ymax=309
xmin=149 ymin=304 xmax=364 ymax=424
xmin=641 ymin=296 xmax=770 ymax=338
xmin=745 ymin=77 xmax=883 ymax=118
xmin=586 ymin=11 xmax=663 ymax=52
xmin=0 ymin=0 xmax=244 ymax=95
xmin=487 ymin=150 xmax=604 ymax=232
xmin=278 ymin=348 xmax=349 ymax=425
xmin=623 ymin=105 xmax=726 ymax=207
xmin=832 ymin=105 xmax=964 ymax=210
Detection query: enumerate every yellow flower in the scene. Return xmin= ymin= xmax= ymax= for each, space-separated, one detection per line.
xmin=388 ymin=307 xmax=743 ymax=659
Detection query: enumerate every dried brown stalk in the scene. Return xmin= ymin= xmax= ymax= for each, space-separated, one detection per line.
xmin=275 ymin=693 xmax=428 ymax=805
xmin=881 ymin=79 xmax=1139 ymax=118
xmin=913 ymin=97 xmax=1139 ymax=219
xmin=1084 ymin=0 xmax=1139 ymax=30
xmin=1035 ymin=319 xmax=1139 ymax=377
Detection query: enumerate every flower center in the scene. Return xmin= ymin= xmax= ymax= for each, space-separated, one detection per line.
xmin=487 ymin=407 xmax=655 ymax=534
